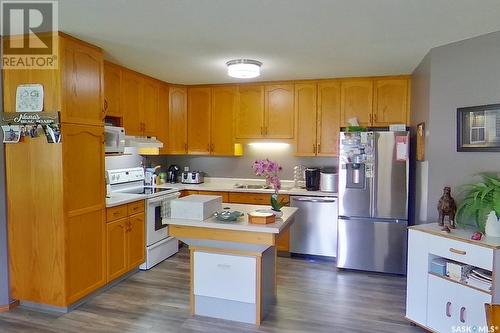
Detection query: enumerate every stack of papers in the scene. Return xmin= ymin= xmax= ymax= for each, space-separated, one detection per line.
xmin=466 ymin=268 xmax=492 ymax=291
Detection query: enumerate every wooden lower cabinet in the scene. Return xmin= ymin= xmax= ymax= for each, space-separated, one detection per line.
xmin=106 ymin=201 xmax=145 ymax=282
xmin=197 ymin=190 xmax=229 ymax=202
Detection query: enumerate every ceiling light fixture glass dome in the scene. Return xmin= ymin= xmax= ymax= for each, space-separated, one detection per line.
xmin=226 ymin=59 xmax=262 ymax=79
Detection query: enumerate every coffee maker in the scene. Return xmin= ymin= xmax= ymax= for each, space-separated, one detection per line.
xmin=167 ymin=164 xmax=180 ymax=183
xmin=305 ymin=168 xmax=320 ymax=191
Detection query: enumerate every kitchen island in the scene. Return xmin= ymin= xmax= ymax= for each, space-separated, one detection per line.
xmin=165 ymin=204 xmax=298 ymax=325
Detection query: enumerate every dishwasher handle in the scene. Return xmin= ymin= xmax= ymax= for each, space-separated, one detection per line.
xmin=291 ymin=197 xmax=336 ymax=203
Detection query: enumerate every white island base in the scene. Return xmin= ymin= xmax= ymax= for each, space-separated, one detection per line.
xmin=167 ymin=204 xmax=297 ymax=325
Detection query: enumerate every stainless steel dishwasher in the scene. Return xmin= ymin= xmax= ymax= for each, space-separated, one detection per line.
xmin=289 ymin=196 xmax=338 ymax=258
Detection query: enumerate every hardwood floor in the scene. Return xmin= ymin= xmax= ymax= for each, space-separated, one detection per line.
xmin=0 ymin=247 xmax=424 ymax=333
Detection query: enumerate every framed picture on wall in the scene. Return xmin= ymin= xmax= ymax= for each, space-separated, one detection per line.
xmin=457 ymin=103 xmax=500 ymax=152
xmin=416 ymin=122 xmax=425 ymax=161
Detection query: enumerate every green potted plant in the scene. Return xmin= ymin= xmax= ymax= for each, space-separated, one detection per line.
xmin=456 ymin=173 xmax=500 ymax=233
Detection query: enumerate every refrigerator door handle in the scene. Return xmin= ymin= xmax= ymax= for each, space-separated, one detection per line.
xmin=292 ymin=197 xmax=336 ymax=203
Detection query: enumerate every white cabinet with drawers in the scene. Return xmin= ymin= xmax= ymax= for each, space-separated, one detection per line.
xmin=406 ymin=223 xmax=500 ymax=332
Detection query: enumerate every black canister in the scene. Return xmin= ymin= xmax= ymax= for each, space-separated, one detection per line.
xmin=305 ymin=168 xmax=320 ymax=191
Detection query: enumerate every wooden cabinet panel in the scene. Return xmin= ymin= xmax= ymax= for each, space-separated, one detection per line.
xmin=121 ymin=71 xmax=143 ymax=136
xmin=295 ymin=83 xmax=317 ymax=156
xmin=340 ymin=79 xmax=373 ymax=127
xmin=128 ymin=214 xmax=145 ymax=269
xmin=158 ymin=84 xmax=169 ymax=154
xmin=142 ymin=78 xmax=160 ymax=136
xmin=106 ymin=205 xmax=128 ymax=222
xmin=265 ymin=84 xmax=294 ymax=138
xmin=188 ymin=87 xmax=211 ymax=154
xmin=168 ymin=86 xmax=188 ymax=154
xmin=127 ymin=200 xmax=145 ymax=215
xmin=106 ymin=218 xmax=128 ymax=282
xmin=211 ymin=86 xmax=237 ymax=155
xmin=236 ymin=85 xmax=264 ymax=139
xmin=197 ymin=191 xmax=229 ymax=202
xmin=103 ymin=61 xmax=121 ymax=117
xmin=66 ymin=209 xmax=106 ymax=303
xmin=228 ymin=192 xmax=289 ymax=206
xmin=276 ymin=230 xmax=290 ymax=252
xmin=373 ymin=78 xmax=408 ymax=126
xmin=60 ymin=37 xmax=104 ymax=126
xmin=62 ymin=124 xmax=105 ymax=215
xmin=180 ymin=190 xmax=198 ymax=197
xmin=317 ymin=81 xmax=340 ymax=156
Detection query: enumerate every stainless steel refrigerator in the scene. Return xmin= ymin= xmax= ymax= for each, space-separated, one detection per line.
xmin=337 ymin=131 xmax=409 ymax=274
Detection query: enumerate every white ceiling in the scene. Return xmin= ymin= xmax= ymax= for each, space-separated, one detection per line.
xmin=59 ymin=0 xmax=500 ymax=85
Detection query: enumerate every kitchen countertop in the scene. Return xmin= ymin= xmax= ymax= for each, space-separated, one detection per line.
xmin=165 ymin=204 xmax=298 ymax=234
xmin=105 ymin=177 xmax=337 ymax=208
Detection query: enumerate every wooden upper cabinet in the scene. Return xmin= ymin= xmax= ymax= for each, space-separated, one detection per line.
xmin=295 ymin=83 xmax=317 ymax=156
xmin=236 ymin=85 xmax=264 ymax=139
xmin=373 ymin=78 xmax=409 ymax=126
xmin=265 ymin=84 xmax=294 ymax=138
xmin=121 ymin=71 xmax=143 ymax=136
xmin=187 ymin=87 xmax=211 ymax=155
xmin=211 ymin=86 xmax=237 ymax=156
xmin=317 ymin=81 xmax=340 ymax=156
xmin=340 ymin=79 xmax=373 ymax=127
xmin=60 ymin=37 xmax=104 ymax=126
xmin=168 ymin=86 xmax=188 ymax=154
xmin=158 ymin=84 xmax=169 ymax=154
xmin=142 ymin=78 xmax=160 ymax=136
xmin=103 ymin=61 xmax=121 ymax=117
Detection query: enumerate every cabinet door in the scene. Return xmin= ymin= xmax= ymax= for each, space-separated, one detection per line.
xmin=197 ymin=191 xmax=229 ymax=202
xmin=211 ymin=86 xmax=237 ymax=156
xmin=106 ymin=218 xmax=128 ymax=282
xmin=127 ymin=213 xmax=145 ymax=269
xmin=158 ymin=84 xmax=169 ymax=154
xmin=373 ymin=78 xmax=409 ymax=126
xmin=61 ymin=37 xmax=104 ymax=126
xmin=62 ymin=123 xmax=105 ymax=214
xmin=340 ymin=79 xmax=373 ymax=127
xmin=294 ymin=83 xmax=317 ymax=156
xmin=121 ymin=71 xmax=143 ymax=136
xmin=142 ymin=78 xmax=160 ymax=136
xmin=168 ymin=86 xmax=188 ymax=154
xmin=317 ymin=81 xmax=340 ymax=156
xmin=236 ymin=85 xmax=264 ymax=139
xmin=103 ymin=62 xmax=121 ymax=117
xmin=265 ymin=84 xmax=294 ymax=138
xmin=66 ymin=209 xmax=106 ymax=304
xmin=188 ymin=87 xmax=211 ymax=154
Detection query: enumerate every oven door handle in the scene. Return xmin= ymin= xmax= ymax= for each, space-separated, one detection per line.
xmin=147 ymin=193 xmax=179 ymax=204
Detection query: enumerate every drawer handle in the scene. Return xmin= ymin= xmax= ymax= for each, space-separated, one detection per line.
xmin=449 ymin=248 xmax=466 ymax=255
xmin=217 ymin=264 xmax=231 ymax=269
xmin=460 ymin=306 xmax=466 ymax=323
xmin=113 ymin=211 xmax=120 ymax=215
xmin=446 ymin=301 xmax=452 ymax=317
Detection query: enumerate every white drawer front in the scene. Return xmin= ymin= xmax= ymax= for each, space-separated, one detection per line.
xmin=427 ymin=274 xmax=491 ymax=332
xmin=193 ymin=251 xmax=256 ymax=303
xmin=426 ymin=234 xmax=493 ymax=271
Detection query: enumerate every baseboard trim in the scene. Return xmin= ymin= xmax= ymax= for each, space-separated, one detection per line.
xmin=0 ymin=299 xmax=19 ymax=312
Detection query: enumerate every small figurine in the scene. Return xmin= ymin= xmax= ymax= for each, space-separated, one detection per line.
xmin=471 ymin=231 xmax=483 ymax=241
xmin=437 ymin=186 xmax=457 ymax=228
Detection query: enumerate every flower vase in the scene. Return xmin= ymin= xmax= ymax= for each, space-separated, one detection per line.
xmin=270 ymin=193 xmax=283 ymax=217
xmin=485 ymin=211 xmax=500 ymax=237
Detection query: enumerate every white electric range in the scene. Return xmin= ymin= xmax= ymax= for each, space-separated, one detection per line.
xmin=106 ymin=167 xmax=180 ymax=270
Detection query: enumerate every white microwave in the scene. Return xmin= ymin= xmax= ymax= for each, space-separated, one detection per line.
xmin=104 ymin=126 xmax=126 ymax=153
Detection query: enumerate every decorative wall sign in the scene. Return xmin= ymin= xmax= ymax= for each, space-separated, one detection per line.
xmin=1 ymin=112 xmax=59 ymax=125
xmin=0 ymin=112 xmax=60 ymax=144
xmin=416 ymin=122 xmax=425 ymax=161
xmin=16 ymin=84 xmax=44 ymax=112
xmin=457 ymin=103 xmax=500 ymax=152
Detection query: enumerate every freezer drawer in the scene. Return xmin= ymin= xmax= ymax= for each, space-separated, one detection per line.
xmin=290 ymin=196 xmax=337 ymax=257
xmin=337 ymin=217 xmax=407 ymax=274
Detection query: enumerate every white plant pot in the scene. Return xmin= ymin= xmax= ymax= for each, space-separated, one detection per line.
xmin=485 ymin=211 xmax=500 ymax=237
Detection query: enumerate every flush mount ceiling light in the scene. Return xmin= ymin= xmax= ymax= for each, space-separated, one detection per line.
xmin=226 ymin=59 xmax=262 ymax=79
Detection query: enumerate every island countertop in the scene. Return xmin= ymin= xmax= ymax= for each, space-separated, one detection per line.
xmin=164 ymin=203 xmax=298 ymax=234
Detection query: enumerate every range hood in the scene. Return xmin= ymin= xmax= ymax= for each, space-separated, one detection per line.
xmin=125 ymin=135 xmax=163 ymax=148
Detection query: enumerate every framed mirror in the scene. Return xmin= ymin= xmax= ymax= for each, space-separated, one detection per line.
xmin=457 ymin=103 xmax=500 ymax=152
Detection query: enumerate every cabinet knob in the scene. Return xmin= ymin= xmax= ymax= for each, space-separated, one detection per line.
xmin=104 ymin=99 xmax=108 ymax=111
xmin=446 ymin=301 xmax=452 ymax=317
xmin=260 ymin=127 xmax=263 ymax=135
xmin=317 ymin=143 xmax=321 ymax=154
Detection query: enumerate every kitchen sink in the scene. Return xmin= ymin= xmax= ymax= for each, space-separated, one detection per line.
xmin=233 ymin=184 xmax=271 ymax=189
